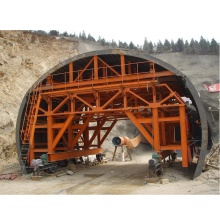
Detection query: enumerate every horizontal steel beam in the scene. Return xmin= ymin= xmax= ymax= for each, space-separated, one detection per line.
xmin=48 ymin=148 xmax=102 ymax=162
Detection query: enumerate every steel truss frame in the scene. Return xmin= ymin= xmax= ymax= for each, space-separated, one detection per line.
xmin=20 ymin=54 xmax=191 ymax=167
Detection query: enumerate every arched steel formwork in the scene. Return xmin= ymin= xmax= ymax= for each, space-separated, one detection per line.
xmin=16 ymin=49 xmax=210 ymax=179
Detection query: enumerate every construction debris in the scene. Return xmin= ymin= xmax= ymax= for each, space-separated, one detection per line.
xmin=205 ymin=144 xmax=220 ymax=171
xmin=68 ymin=164 xmax=77 ymax=171
xmin=0 ymin=173 xmax=18 ymax=180
xmin=195 ymin=144 xmax=220 ymax=182
xmin=54 ymin=160 xmax=108 ymax=178
xmin=160 ymin=179 xmax=169 ymax=184
xmin=67 ymin=170 xmax=74 ymax=175
xmin=31 ymin=176 xmax=43 ymax=181
xmin=145 ymin=177 xmax=160 ymax=184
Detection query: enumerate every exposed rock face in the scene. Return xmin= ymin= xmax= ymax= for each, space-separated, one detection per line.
xmin=0 ymin=30 xmax=102 ymax=164
xmin=0 ymin=110 xmax=15 ymax=161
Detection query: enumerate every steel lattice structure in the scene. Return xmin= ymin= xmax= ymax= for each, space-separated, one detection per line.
xmin=16 ymin=49 xmax=211 ymax=178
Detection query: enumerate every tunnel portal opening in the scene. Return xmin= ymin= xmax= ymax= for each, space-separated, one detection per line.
xmin=16 ymin=49 xmax=210 ymax=179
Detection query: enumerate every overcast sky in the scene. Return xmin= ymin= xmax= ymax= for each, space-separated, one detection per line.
xmin=1 ymin=0 xmax=219 ymax=45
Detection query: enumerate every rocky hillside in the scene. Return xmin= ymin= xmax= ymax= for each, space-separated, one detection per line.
xmin=0 ymin=30 xmax=103 ymax=167
xmin=0 ymin=31 xmax=219 ymax=172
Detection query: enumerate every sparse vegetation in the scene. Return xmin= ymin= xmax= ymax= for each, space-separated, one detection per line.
xmin=30 ymin=30 xmax=219 ymax=55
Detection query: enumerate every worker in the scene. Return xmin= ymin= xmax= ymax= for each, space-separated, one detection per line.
xmin=31 ymin=159 xmax=43 ymax=176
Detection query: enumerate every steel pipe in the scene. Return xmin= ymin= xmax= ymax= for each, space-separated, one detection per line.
xmin=112 ymin=134 xmax=145 ymax=149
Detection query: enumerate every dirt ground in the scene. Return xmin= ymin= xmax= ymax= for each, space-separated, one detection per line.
xmin=0 ymin=149 xmax=219 ymax=195
xmin=0 ymin=147 xmax=219 ymax=220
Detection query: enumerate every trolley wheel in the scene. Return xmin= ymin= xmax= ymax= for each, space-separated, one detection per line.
xmin=96 ymin=154 xmax=103 ymax=162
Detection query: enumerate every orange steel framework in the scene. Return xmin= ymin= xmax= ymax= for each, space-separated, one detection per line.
xmin=20 ymin=54 xmax=193 ymax=168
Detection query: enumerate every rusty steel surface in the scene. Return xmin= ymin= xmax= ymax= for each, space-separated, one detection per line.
xmin=16 ymin=49 xmax=210 ymax=179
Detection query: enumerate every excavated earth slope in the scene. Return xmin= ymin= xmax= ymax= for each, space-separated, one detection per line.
xmin=0 ymin=30 xmax=103 ymax=172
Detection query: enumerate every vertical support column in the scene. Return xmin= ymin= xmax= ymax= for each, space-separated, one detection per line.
xmin=83 ymin=117 xmax=89 ymax=149
xmin=71 ymin=98 xmax=75 ymax=113
xmin=69 ymin=62 xmax=73 ymax=82
xmin=47 ymin=97 xmax=53 ymax=154
xmin=159 ymin=94 xmax=166 ymax=146
xmin=123 ymin=88 xmax=127 ymax=108
xmin=96 ymin=92 xmax=100 ymax=107
xmin=160 ymin=111 xmax=166 ymax=146
xmin=123 ymin=95 xmax=127 ymax=108
xmin=152 ymin=84 xmax=160 ymax=151
xmin=97 ymin=121 xmax=101 ymax=149
xmin=152 ymin=108 xmax=160 ymax=151
xmin=179 ymin=105 xmax=188 ymax=167
xmin=69 ymin=98 xmax=75 ymax=150
xmin=68 ymin=102 xmax=72 ymax=150
xmin=120 ymin=54 xmax=125 ymax=76
xmin=29 ymin=95 xmax=42 ymax=163
xmin=94 ymin=55 xmax=98 ymax=80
